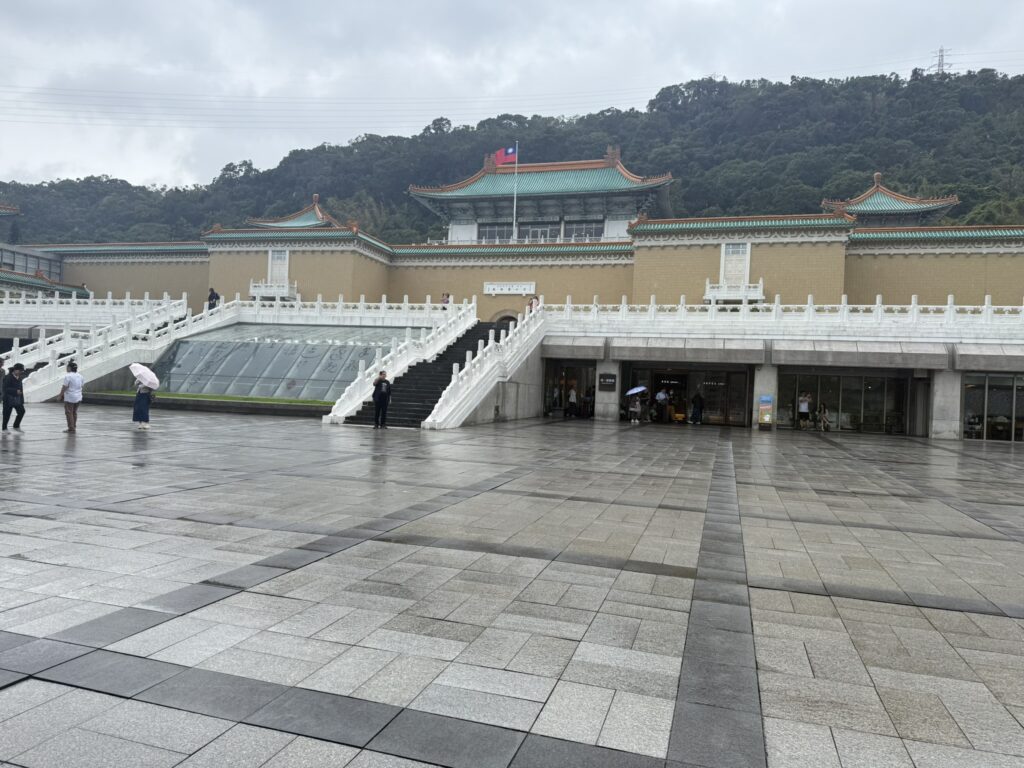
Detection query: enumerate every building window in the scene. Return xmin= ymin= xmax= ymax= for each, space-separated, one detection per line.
xmin=477 ymin=224 xmax=513 ymax=242
xmin=518 ymin=222 xmax=560 ymax=241
xmin=268 ymin=249 xmax=289 ymax=284
xmin=720 ymin=243 xmax=750 ymax=286
xmin=564 ymin=221 xmax=604 ymax=240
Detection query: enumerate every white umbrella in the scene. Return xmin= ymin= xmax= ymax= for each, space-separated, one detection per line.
xmin=625 ymin=385 xmax=648 ymax=396
xmin=129 ymin=363 xmax=160 ymax=390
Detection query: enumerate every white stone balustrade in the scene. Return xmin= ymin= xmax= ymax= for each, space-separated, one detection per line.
xmin=538 ymin=294 xmax=1024 ymax=342
xmin=5 ymin=295 xmax=462 ymax=403
xmin=0 ymin=291 xmax=186 ymax=328
xmin=323 ymin=298 xmax=479 ymax=424
xmin=423 ymin=303 xmax=548 ymax=430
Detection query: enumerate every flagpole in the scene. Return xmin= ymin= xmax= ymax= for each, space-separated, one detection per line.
xmin=511 ymin=140 xmax=519 ymax=242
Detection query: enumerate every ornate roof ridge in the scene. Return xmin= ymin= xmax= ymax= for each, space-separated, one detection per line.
xmin=32 ymin=240 xmax=206 ymax=248
xmin=822 ymin=172 xmax=959 ymax=211
xmin=0 ymin=202 xmax=20 ymax=216
xmin=855 ymin=224 xmax=1024 ymax=233
xmin=408 ymin=148 xmax=671 ymax=195
xmin=391 ymin=239 xmax=633 ymax=251
xmin=633 ymin=212 xmax=854 ymax=227
xmin=244 ymin=194 xmax=342 ymax=229
xmin=0 ymin=266 xmax=86 ymax=292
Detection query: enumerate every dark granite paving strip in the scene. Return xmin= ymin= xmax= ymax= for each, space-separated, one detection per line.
xmin=375 ymin=532 xmax=699 ymax=579
xmin=47 ymin=607 xmax=172 ymax=648
xmin=745 ymin=576 xmax=1008 ymax=617
xmin=815 ymin=433 xmax=1024 ymax=543
xmin=14 ymin=649 xmax=663 ymax=768
xmin=0 ymin=639 xmax=93 ymax=674
xmin=668 ymin=435 xmax=766 ymax=768
xmin=736 ymin=509 xmax=1011 ymax=542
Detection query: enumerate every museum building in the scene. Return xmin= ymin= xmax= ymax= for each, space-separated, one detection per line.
xmin=7 ymin=148 xmax=1024 ymax=440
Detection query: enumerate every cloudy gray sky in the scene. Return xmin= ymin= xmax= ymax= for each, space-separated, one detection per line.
xmin=2 ymin=0 xmax=1022 ymax=187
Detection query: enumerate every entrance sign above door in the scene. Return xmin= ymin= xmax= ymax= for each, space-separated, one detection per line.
xmin=484 ymin=281 xmax=536 ymax=296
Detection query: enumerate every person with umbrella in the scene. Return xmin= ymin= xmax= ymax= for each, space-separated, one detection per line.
xmin=130 ymin=363 xmax=159 ymax=430
xmin=626 ymin=385 xmax=646 ymax=425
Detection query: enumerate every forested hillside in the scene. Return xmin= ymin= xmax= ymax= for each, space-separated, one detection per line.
xmin=3 ymin=69 xmax=1024 ymax=245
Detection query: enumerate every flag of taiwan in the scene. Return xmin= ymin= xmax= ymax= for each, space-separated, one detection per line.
xmin=495 ymin=145 xmax=517 ymax=166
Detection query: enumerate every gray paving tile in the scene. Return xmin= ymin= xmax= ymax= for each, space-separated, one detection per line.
xmin=81 ymin=698 xmax=233 ymax=752
xmin=0 ymin=632 xmax=33 ymax=653
xmin=411 ymin=683 xmax=542 ymax=730
xmin=511 ymin=733 xmax=665 ymax=768
xmin=175 ymin=723 xmax=294 ymax=767
xmin=262 ymin=736 xmax=360 ymax=767
xmin=38 ymin=649 xmax=185 ymax=697
xmin=48 ymin=607 xmax=171 ymax=647
xmin=13 ymin=727 xmax=184 ymax=768
xmin=204 ymin=564 xmax=288 ymax=588
xmin=0 ymin=639 xmax=91 ymax=674
xmin=0 ymin=670 xmax=26 ymax=690
xmin=245 ymin=687 xmax=400 ymax=747
xmin=368 ymin=709 xmax=525 ymax=768
xmin=254 ymin=548 xmax=329 ymax=570
xmin=668 ymin=700 xmax=766 ymax=767
xmin=679 ymin=657 xmax=760 ymax=712
xmin=136 ymin=667 xmax=288 ymax=720
xmin=138 ymin=584 xmax=239 ymax=615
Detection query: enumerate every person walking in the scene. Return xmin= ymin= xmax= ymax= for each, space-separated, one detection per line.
xmin=798 ymin=392 xmax=812 ymax=430
xmin=655 ymin=388 xmax=669 ymax=422
xmin=59 ymin=361 xmax=84 ymax=433
xmin=207 ymin=288 xmax=220 ymax=311
xmin=629 ymin=396 xmax=641 ymax=424
xmin=817 ymin=400 xmax=832 ymax=432
xmin=690 ymin=390 xmax=704 ymax=425
xmin=565 ymin=385 xmax=578 ymax=419
xmin=2 ymin=363 xmax=26 ymax=431
xmin=133 ymin=374 xmax=154 ymax=430
xmin=440 ymin=292 xmax=450 ymax=311
xmin=372 ymin=370 xmax=391 ymax=429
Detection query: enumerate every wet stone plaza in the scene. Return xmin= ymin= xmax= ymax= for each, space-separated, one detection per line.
xmin=0 ymin=406 xmax=1023 ymax=768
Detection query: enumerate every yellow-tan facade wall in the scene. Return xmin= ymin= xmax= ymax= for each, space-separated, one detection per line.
xmin=61 ymin=259 xmax=210 ymax=313
xmin=387 ymin=264 xmax=633 ymax=320
xmin=631 ymin=240 xmax=847 ymax=304
xmin=844 ymin=251 xmax=1024 ymax=305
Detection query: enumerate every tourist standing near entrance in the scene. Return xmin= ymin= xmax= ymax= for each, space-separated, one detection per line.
xmin=565 ymin=385 xmax=578 ymax=418
xmin=372 ymin=370 xmax=391 ymax=429
xmin=655 ymin=388 xmax=669 ymax=422
xmin=207 ymin=288 xmax=220 ymax=311
xmin=60 ymin=361 xmax=84 ymax=433
xmin=798 ymin=392 xmax=812 ymax=429
xmin=691 ymin=391 xmax=704 ymax=425
xmin=2 ymin=363 xmax=26 ymax=431
xmin=629 ymin=396 xmax=641 ymax=424
xmin=133 ymin=377 xmax=153 ymax=430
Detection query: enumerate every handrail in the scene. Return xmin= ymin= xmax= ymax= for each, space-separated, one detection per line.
xmin=423 ymin=303 xmax=547 ymax=430
xmin=535 ymin=294 xmax=1024 ymax=341
xmin=322 ymin=297 xmax=479 ymax=424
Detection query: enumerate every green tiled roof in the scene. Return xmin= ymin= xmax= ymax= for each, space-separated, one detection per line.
xmin=204 ymin=229 xmax=361 ymax=242
xmin=393 ymin=242 xmax=633 ymax=257
xmin=254 ymin=209 xmax=327 ymax=228
xmin=411 ymin=165 xmax=671 ymax=199
xmin=843 ymin=190 xmax=954 ymax=214
xmin=0 ymin=269 xmax=87 ymax=296
xmin=850 ymin=228 xmax=1024 ymax=242
xmin=631 ymin=215 xmax=852 ymax=234
xmin=35 ymin=242 xmax=207 ymax=255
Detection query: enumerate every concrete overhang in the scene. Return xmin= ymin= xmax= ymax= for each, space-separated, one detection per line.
xmin=954 ymin=343 xmax=1024 ymax=372
xmin=771 ymin=340 xmax=948 ymax=369
xmin=541 ymin=335 xmax=606 ymax=360
xmin=607 ymin=337 xmax=765 ymax=364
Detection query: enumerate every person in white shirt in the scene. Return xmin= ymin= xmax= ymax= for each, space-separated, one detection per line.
xmin=59 ymin=361 xmax=84 ymax=433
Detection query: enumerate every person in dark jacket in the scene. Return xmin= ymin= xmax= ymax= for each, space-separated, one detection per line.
xmin=372 ymin=370 xmax=391 ymax=429
xmin=2 ymin=363 xmax=26 ymax=431
xmin=207 ymin=288 xmax=220 ymax=311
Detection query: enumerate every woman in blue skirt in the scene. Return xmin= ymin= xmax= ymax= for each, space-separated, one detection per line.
xmin=133 ymin=377 xmax=153 ymax=430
